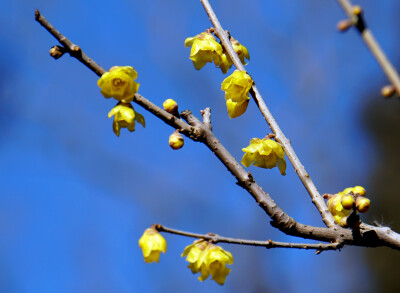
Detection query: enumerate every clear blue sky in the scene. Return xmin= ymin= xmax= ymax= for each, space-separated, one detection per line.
xmin=0 ymin=0 xmax=399 ymax=292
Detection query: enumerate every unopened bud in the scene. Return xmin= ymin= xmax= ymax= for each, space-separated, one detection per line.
xmin=163 ymin=99 xmax=179 ymax=116
xmin=356 ymin=197 xmax=370 ymax=213
xmin=381 ymin=85 xmax=396 ymax=98
xmin=341 ymin=194 xmax=355 ymax=210
xmin=337 ymin=19 xmax=353 ymax=32
xmin=49 ymin=45 xmax=65 ymax=59
xmin=169 ymin=130 xmax=184 ymax=150
xmin=352 ymin=186 xmax=366 ymax=197
xmin=353 ymin=5 xmax=362 ymax=16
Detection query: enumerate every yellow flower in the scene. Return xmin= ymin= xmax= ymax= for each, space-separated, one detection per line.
xmin=221 ymin=70 xmax=253 ymax=118
xmin=138 ymin=228 xmax=167 ymax=263
xmin=185 ymin=32 xmax=223 ymax=70
xmin=231 ymin=38 xmax=250 ymax=65
xmin=218 ymin=53 xmax=233 ymax=74
xmin=181 ymin=240 xmax=234 ymax=285
xmin=328 ymin=194 xmax=352 ymax=227
xmin=108 ymin=103 xmax=145 ymax=137
xmin=97 ymin=66 xmax=140 ymax=103
xmin=241 ymin=138 xmax=286 ymax=175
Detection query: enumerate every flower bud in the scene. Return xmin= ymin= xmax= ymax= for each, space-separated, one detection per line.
xmin=352 ymin=186 xmax=366 ymax=197
xmin=381 ymin=85 xmax=396 ymax=98
xmin=353 ymin=5 xmax=362 ymax=16
xmin=169 ymin=130 xmax=184 ymax=150
xmin=337 ymin=19 xmax=353 ymax=32
xmin=356 ymin=197 xmax=370 ymax=213
xmin=341 ymin=194 xmax=355 ymax=210
xmin=163 ymin=99 xmax=179 ymax=116
xmin=49 ymin=45 xmax=65 ymax=59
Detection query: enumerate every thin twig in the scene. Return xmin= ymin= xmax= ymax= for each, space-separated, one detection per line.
xmin=35 ymin=9 xmax=400 ymax=250
xmin=199 ymin=0 xmax=336 ymax=228
xmin=201 ymin=107 xmax=212 ymax=130
xmin=155 ymin=224 xmax=342 ymax=251
xmin=336 ymin=0 xmax=400 ymax=97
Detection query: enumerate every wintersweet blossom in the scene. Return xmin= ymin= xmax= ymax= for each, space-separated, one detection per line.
xmin=327 ymin=186 xmax=371 ymax=227
xmin=241 ymin=138 xmax=286 ymax=175
xmin=185 ymin=32 xmax=223 ymax=70
xmin=108 ymin=103 xmax=145 ymax=137
xmin=221 ymin=70 xmax=253 ymax=118
xmin=97 ymin=66 xmax=140 ymax=103
xmin=181 ymin=240 xmax=234 ymax=285
xmin=138 ymin=228 xmax=167 ymax=263
xmin=231 ymin=38 xmax=250 ymax=65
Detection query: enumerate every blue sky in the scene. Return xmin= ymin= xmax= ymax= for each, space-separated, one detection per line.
xmin=1 ymin=0 xmax=399 ymax=292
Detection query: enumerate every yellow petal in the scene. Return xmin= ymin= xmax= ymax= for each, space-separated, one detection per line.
xmin=226 ymin=99 xmax=249 ymax=118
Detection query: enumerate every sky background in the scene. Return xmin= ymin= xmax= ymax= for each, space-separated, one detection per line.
xmin=1 ymin=0 xmax=400 ymax=292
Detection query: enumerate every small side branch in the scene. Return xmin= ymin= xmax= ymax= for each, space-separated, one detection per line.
xmin=336 ymin=0 xmax=400 ymax=97
xmin=199 ymin=0 xmax=336 ymax=228
xmin=155 ymin=224 xmax=342 ymax=252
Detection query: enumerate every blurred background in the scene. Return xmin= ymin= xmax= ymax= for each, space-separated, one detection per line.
xmin=0 ymin=0 xmax=399 ymax=292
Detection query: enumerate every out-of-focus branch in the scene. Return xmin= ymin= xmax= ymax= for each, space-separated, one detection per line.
xmin=35 ymin=9 xmax=400 ymax=250
xmin=199 ymin=0 xmax=336 ymax=228
xmin=336 ymin=0 xmax=400 ymax=98
xmin=155 ymin=224 xmax=342 ymax=252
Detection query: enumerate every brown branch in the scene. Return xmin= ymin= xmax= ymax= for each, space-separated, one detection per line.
xmin=336 ymin=0 xmax=400 ymax=97
xmin=155 ymin=224 xmax=342 ymax=252
xmin=35 ymin=9 xmax=400 ymax=250
xmin=199 ymin=0 xmax=336 ymax=228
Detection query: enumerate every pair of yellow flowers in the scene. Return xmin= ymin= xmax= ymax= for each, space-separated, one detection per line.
xmin=138 ymin=228 xmax=233 ymax=285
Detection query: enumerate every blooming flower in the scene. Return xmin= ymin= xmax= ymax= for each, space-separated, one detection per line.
xmin=221 ymin=70 xmax=253 ymax=118
xmin=181 ymin=240 xmax=234 ymax=285
xmin=108 ymin=102 xmax=145 ymax=137
xmin=218 ymin=53 xmax=233 ymax=74
xmin=241 ymin=138 xmax=286 ymax=175
xmin=231 ymin=38 xmax=250 ymax=65
xmin=138 ymin=228 xmax=167 ymax=263
xmin=185 ymin=32 xmax=223 ymax=70
xmin=97 ymin=66 xmax=140 ymax=103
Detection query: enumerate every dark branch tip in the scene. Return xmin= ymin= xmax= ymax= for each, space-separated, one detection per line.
xmin=35 ymin=9 xmax=40 ymax=20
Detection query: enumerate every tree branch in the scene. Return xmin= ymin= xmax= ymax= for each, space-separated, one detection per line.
xmin=155 ymin=224 xmax=342 ymax=252
xmin=35 ymin=9 xmax=400 ymax=250
xmin=199 ymin=0 xmax=336 ymax=228
xmin=336 ymin=0 xmax=400 ymax=97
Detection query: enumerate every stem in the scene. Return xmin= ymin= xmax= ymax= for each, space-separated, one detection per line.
xmin=199 ymin=0 xmax=336 ymax=228
xmin=155 ymin=224 xmax=342 ymax=251
xmin=336 ymin=0 xmax=400 ymax=97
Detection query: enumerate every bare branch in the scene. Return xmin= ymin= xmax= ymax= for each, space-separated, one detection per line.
xmin=335 ymin=0 xmax=400 ymax=97
xmin=199 ymin=0 xmax=336 ymax=228
xmin=155 ymin=224 xmax=342 ymax=252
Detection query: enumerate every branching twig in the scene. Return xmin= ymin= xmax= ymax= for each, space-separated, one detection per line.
xmin=155 ymin=224 xmax=342 ymax=252
xmin=336 ymin=0 xmax=400 ymax=97
xmin=35 ymin=9 xmax=400 ymax=250
xmin=199 ymin=0 xmax=336 ymax=228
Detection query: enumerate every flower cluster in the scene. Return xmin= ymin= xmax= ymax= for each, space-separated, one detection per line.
xmin=326 ymin=186 xmax=371 ymax=227
xmin=181 ymin=240 xmax=234 ymax=285
xmin=221 ymin=70 xmax=253 ymax=118
xmin=97 ymin=66 xmax=140 ymax=103
xmin=185 ymin=31 xmax=250 ymax=74
xmin=138 ymin=228 xmax=167 ymax=263
xmin=241 ymin=138 xmax=286 ymax=175
xmin=108 ymin=102 xmax=145 ymax=137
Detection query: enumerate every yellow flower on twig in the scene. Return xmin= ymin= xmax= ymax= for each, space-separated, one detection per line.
xmin=241 ymin=138 xmax=286 ymax=175
xmin=221 ymin=70 xmax=253 ymax=118
xmin=97 ymin=66 xmax=140 ymax=103
xmin=181 ymin=240 xmax=234 ymax=285
xmin=185 ymin=32 xmax=223 ymax=70
xmin=108 ymin=103 xmax=145 ymax=137
xmin=138 ymin=228 xmax=167 ymax=263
